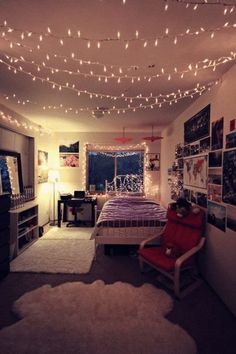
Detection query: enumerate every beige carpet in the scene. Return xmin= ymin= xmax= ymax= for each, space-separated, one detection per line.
xmin=10 ymin=227 xmax=95 ymax=274
xmin=0 ymin=280 xmax=197 ymax=354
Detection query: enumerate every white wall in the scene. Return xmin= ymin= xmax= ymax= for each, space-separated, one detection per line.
xmin=35 ymin=131 xmax=162 ymax=225
xmin=160 ymin=63 xmax=236 ymax=316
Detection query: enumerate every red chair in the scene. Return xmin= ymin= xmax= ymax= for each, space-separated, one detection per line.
xmin=138 ymin=205 xmax=206 ymax=298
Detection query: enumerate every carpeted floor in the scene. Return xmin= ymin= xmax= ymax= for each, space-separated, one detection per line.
xmin=0 ymin=240 xmax=235 ymax=354
xmin=0 ymin=280 xmax=197 ymax=354
xmin=10 ymin=227 xmax=95 ymax=274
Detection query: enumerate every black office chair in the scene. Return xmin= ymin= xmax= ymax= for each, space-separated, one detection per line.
xmin=66 ymin=199 xmax=84 ymax=227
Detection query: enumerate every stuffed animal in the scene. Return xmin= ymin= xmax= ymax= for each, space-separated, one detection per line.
xmin=165 ymin=243 xmax=181 ymax=258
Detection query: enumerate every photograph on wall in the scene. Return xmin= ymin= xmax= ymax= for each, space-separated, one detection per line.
xmin=222 ymin=149 xmax=236 ymax=206
xmin=177 ymin=158 xmax=184 ymax=170
xmin=208 ymin=151 xmax=222 ymax=168
xmin=184 ymin=104 xmax=210 ymax=144
xmin=227 ymin=205 xmax=236 ymax=232
xmin=59 ymin=141 xmax=80 ymax=168
xmin=182 ymin=188 xmax=191 ymax=201
xmin=183 ymin=155 xmax=208 ymax=189
xmin=211 ymin=117 xmax=224 ymax=151
xmin=196 ymin=192 xmax=207 ymax=208
xmin=60 ymin=153 xmax=79 ymax=167
xmin=183 ymin=145 xmax=191 ymax=157
xmin=37 ymin=150 xmax=48 ymax=184
xmin=146 ymin=153 xmax=160 ymax=171
xmin=208 ymin=169 xmax=222 ymax=185
xmin=208 ymin=184 xmax=222 ymax=203
xmin=199 ymin=136 xmax=210 ymax=153
xmin=207 ymin=201 xmax=226 ymax=232
xmin=59 ymin=141 xmax=79 ymax=153
xmin=190 ymin=144 xmax=200 ymax=156
xmin=175 ymin=144 xmax=184 ymax=159
xmin=225 ymin=131 xmax=236 ymax=149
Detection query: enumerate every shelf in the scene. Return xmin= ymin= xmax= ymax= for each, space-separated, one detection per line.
xmin=10 ymin=201 xmax=39 ymax=259
xmin=18 ymin=213 xmax=38 ymax=226
xmin=18 ymin=237 xmax=38 ymax=255
xmin=18 ymin=225 xmax=38 ymax=239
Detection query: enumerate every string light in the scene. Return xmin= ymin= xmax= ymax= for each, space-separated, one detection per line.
xmin=84 ymin=142 xmax=151 ymax=194
xmin=4 ymin=51 xmax=234 ymax=84
xmin=0 ymin=110 xmax=51 ymax=135
xmin=2 ymin=79 xmax=220 ymax=115
xmin=1 ymin=20 xmax=236 ymax=50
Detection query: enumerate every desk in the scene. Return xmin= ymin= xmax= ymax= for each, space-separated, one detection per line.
xmin=57 ymin=198 xmax=97 ymax=227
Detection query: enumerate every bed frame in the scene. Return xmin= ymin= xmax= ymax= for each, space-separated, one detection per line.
xmin=91 ymin=199 xmax=166 ymax=255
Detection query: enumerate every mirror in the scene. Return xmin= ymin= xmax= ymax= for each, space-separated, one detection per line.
xmin=0 ymin=150 xmax=23 ymax=195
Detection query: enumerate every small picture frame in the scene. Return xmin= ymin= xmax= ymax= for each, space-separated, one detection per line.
xmin=146 ymin=153 xmax=160 ymax=171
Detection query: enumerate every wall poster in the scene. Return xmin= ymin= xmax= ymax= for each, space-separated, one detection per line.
xmin=184 ymin=104 xmax=210 ymax=144
xmin=38 ymin=150 xmax=48 ymax=183
xmin=59 ymin=141 xmax=79 ymax=167
xmin=222 ymin=149 xmax=236 ymax=206
xmin=183 ymin=155 xmax=208 ymax=189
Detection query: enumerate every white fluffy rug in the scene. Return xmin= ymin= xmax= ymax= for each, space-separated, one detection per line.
xmin=0 ymin=281 xmax=197 ymax=354
xmin=10 ymin=238 xmax=95 ymax=274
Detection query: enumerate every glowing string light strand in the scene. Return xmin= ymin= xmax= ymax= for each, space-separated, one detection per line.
xmin=1 ymin=21 xmax=236 ymax=48
xmin=2 ymin=79 xmax=221 ymax=115
xmin=3 ymin=51 xmax=236 ymax=83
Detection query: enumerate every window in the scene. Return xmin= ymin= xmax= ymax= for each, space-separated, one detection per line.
xmin=87 ymin=150 xmax=144 ymax=193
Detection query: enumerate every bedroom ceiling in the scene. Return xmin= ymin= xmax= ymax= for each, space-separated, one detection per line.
xmin=0 ymin=0 xmax=236 ymax=133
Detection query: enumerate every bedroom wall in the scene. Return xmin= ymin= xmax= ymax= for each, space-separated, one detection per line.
xmin=36 ymin=131 xmax=162 ymax=219
xmin=160 ymin=63 xmax=236 ymax=316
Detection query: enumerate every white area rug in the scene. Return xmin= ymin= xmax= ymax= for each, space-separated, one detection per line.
xmin=43 ymin=226 xmax=94 ymax=240
xmin=10 ymin=228 xmax=95 ymax=274
xmin=0 ymin=281 xmax=196 ymax=354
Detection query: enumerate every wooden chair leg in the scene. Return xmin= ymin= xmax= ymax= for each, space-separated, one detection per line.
xmin=174 ymin=267 xmax=181 ymax=298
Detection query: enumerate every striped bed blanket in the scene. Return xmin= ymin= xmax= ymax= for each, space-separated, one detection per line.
xmin=96 ymin=196 xmax=167 ymax=227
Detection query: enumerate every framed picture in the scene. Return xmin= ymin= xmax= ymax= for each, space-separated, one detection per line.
xmin=208 ymin=151 xmax=222 ymax=168
xmin=208 ymin=169 xmax=222 ymax=185
xmin=59 ymin=141 xmax=80 ymax=168
xmin=37 ymin=150 xmax=48 ymax=184
xmin=59 ymin=141 xmax=79 ymax=153
xmin=207 ymin=201 xmax=226 ymax=232
xmin=183 ymin=155 xmax=208 ymax=189
xmin=227 ymin=205 xmax=236 ymax=231
xmin=60 ymin=153 xmax=79 ymax=167
xmin=208 ymin=184 xmax=222 ymax=203
xmin=225 ymin=131 xmax=236 ymax=149
xmin=146 ymin=153 xmax=160 ymax=171
xmin=184 ymin=104 xmax=210 ymax=144
xmin=199 ymin=136 xmax=210 ymax=153
xmin=211 ymin=117 xmax=224 ymax=151
xmin=222 ymin=149 xmax=236 ymax=205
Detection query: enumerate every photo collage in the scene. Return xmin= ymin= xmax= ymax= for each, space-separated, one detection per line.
xmin=169 ymin=105 xmax=236 ymax=232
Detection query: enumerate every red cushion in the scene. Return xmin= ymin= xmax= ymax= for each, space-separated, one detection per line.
xmin=163 ymin=207 xmax=205 ymax=254
xmin=139 ymin=247 xmax=176 ymax=271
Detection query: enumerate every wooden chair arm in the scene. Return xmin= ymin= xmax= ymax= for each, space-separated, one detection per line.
xmin=175 ymin=237 xmax=206 ymax=271
xmin=139 ymin=228 xmax=165 ymax=250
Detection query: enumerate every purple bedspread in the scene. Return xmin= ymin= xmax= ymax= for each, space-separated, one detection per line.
xmin=97 ymin=196 xmax=167 ymax=227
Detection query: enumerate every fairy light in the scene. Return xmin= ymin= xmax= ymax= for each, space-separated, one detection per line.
xmin=1 ymin=20 xmax=236 ymax=50
xmin=4 ymin=49 xmax=234 ymax=87
xmin=0 ymin=110 xmax=51 ymax=135
xmin=2 ymin=78 xmax=220 ymax=117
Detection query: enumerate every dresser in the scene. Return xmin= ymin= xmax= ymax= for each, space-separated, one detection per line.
xmin=0 ymin=193 xmax=10 ymax=280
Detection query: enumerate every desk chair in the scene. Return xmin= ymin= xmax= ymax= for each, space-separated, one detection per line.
xmin=66 ymin=199 xmax=84 ymax=227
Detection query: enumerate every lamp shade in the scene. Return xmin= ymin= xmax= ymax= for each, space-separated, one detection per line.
xmin=114 ymin=127 xmax=133 ymax=144
xmin=143 ymin=125 xmax=163 ymax=142
xmin=48 ymin=169 xmax=60 ymax=183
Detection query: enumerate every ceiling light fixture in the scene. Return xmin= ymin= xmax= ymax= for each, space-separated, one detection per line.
xmin=114 ymin=127 xmax=133 ymax=143
xmin=143 ymin=125 xmax=163 ymax=142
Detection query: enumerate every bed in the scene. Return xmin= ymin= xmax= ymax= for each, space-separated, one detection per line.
xmin=91 ymin=195 xmax=167 ymax=253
